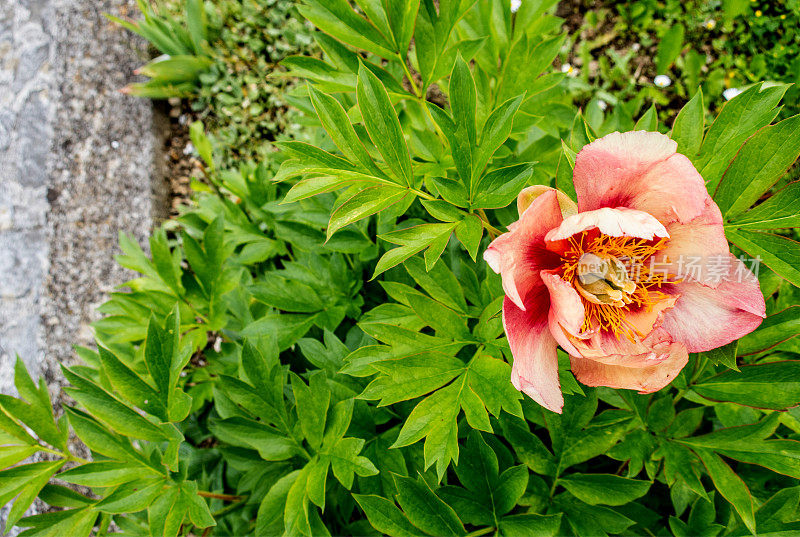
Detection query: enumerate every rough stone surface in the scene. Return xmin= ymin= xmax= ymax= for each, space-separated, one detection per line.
xmin=0 ymin=0 xmax=161 ymax=531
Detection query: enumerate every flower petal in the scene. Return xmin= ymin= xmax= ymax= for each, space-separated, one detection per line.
xmin=541 ymin=270 xmax=587 ymax=356
xmin=503 ymin=296 xmax=564 ymax=413
xmin=571 ymin=341 xmax=688 ymax=393
xmin=657 ymin=200 xmax=730 ymax=286
xmin=573 ymin=131 xmax=707 ymax=224
xmin=659 ymin=255 xmax=766 ymax=352
xmin=545 ymin=207 xmax=668 ymax=255
xmin=517 ymin=186 xmax=578 ymax=218
xmin=484 ymin=190 xmax=563 ymax=310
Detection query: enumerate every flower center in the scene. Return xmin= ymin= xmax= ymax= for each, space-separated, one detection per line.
xmin=558 ymin=231 xmax=671 ymax=340
xmin=575 ymin=252 xmax=637 ymax=307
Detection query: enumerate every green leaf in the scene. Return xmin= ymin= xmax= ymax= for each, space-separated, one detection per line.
xmin=357 ymin=63 xmax=413 ymax=185
xmin=256 ymin=471 xmax=299 ymax=537
xmin=455 ymin=214 xmax=483 ymax=261
xmin=383 ymin=0 xmax=420 ymax=55
xmin=655 ymin=23 xmax=684 ymax=74
xmin=307 ymin=85 xmax=383 ymax=177
xmin=473 ymin=95 xmax=524 ymax=181
xmin=59 ymin=461 xmax=157 ymax=487
xmin=209 ymin=417 xmax=297 ymax=460
xmin=693 ymin=361 xmax=800 ymax=409
xmin=697 ymin=83 xmax=788 ymax=192
xmin=392 ymin=378 xmax=462 ymax=476
xmin=292 ymin=373 xmax=330 ymax=450
xmin=671 ymin=88 xmax=705 ymax=158
xmin=298 ymin=0 xmax=395 ymax=58
xmin=472 ymin=163 xmax=534 ymax=209
xmin=498 ymin=513 xmax=563 ymax=537
xmin=189 ymin=121 xmax=213 ymax=169
xmin=61 ymin=367 xmax=169 ymax=442
xmin=328 ymin=186 xmax=410 ymax=239
xmin=715 ymin=114 xmax=800 ymax=218
xmin=16 ymin=507 xmax=97 ymax=537
xmin=353 ymin=494 xmax=420 ymax=537
xmin=693 ymin=448 xmax=756 ymax=534
xmin=634 ymin=104 xmax=658 ymax=131
xmin=449 ymin=55 xmax=477 ymax=185
xmin=738 ymin=306 xmax=800 ymax=355
xmin=394 ymin=475 xmax=466 ymax=536
xmin=328 ymin=436 xmax=378 ymax=488
xmin=407 ymin=292 xmax=470 ymax=339
xmin=559 ymin=473 xmax=651 ymax=506
xmin=467 ymin=356 xmax=523 ymax=419
xmin=494 ymin=465 xmax=529 ymax=516
xmin=728 ymin=180 xmax=800 ymax=229
xmin=726 ymin=229 xmax=800 ymax=287
xmin=2 ymin=460 xmax=65 ymax=528
xmin=404 ymin=257 xmax=467 ymax=313
xmin=499 ymin=415 xmax=556 ymax=476
xmin=701 ymin=341 xmax=739 ymax=371
xmin=373 ymin=223 xmax=458 ymax=278
xmin=251 ymin=276 xmax=324 ymax=313
xmin=361 ymin=353 xmax=466 ymax=406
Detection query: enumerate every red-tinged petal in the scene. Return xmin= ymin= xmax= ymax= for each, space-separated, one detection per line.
xmin=573 ymin=131 xmax=707 ymax=224
xmin=541 ymin=270 xmax=587 ymax=356
xmin=503 ymin=296 xmax=564 ymax=413
xmin=660 ymin=255 xmax=766 ymax=352
xmin=571 ymin=341 xmax=689 ymax=393
xmin=545 ymin=207 xmax=668 ymax=255
xmin=657 ymin=200 xmax=730 ymax=286
xmin=483 ymin=190 xmax=563 ymax=310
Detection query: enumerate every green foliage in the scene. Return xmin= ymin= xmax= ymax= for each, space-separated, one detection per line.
xmin=4 ymin=1 xmax=800 ymax=536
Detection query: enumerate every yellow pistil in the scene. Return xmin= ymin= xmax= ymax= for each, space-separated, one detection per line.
xmin=559 ymin=232 xmax=672 ymax=341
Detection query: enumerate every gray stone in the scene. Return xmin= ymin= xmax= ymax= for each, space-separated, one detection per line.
xmin=0 ymin=0 xmax=161 ymax=531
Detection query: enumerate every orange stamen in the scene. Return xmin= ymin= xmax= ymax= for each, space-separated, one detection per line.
xmin=558 ymin=232 xmax=672 ymax=341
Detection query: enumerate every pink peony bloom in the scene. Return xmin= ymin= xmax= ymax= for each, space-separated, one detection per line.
xmin=484 ymin=131 xmax=765 ymax=413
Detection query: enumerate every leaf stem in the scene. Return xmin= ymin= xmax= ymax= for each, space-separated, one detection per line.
xmin=396 ymin=53 xmax=421 ymax=98
xmin=197 ymin=491 xmax=243 ymax=501
xmin=465 ymin=526 xmax=496 ymax=537
xmin=477 ymin=209 xmax=503 ymax=239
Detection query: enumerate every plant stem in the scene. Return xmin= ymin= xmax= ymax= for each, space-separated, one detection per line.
xmin=465 ymin=526 xmax=495 ymax=537
xmin=477 ymin=209 xmax=503 ymax=239
xmin=197 ymin=491 xmax=243 ymax=502
xmin=397 ymin=54 xmax=421 ymax=98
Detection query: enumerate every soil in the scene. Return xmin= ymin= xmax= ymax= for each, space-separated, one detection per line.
xmin=154 ymin=98 xmax=204 ymax=220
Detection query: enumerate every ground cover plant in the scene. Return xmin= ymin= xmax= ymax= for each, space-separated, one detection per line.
xmin=3 ymin=1 xmax=800 ymax=536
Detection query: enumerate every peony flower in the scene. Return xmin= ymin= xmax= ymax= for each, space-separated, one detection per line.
xmin=484 ymin=131 xmax=765 ymax=413
xmin=653 ymin=75 xmax=672 ymax=88
xmin=704 ymin=19 xmax=717 ymax=30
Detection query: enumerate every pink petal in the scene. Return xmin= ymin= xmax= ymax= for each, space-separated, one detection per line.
xmin=503 ymin=296 xmax=564 ymax=413
xmin=660 ymin=255 xmax=766 ymax=352
xmin=545 ymin=207 xmax=668 ymax=254
xmin=573 ymin=131 xmax=707 ymax=225
xmin=571 ymin=341 xmax=689 ymax=393
xmin=657 ymin=200 xmax=730 ymax=286
xmin=541 ymin=270 xmax=586 ymax=356
xmin=570 ymin=325 xmax=675 ymax=366
xmin=483 ymin=190 xmax=563 ymax=311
